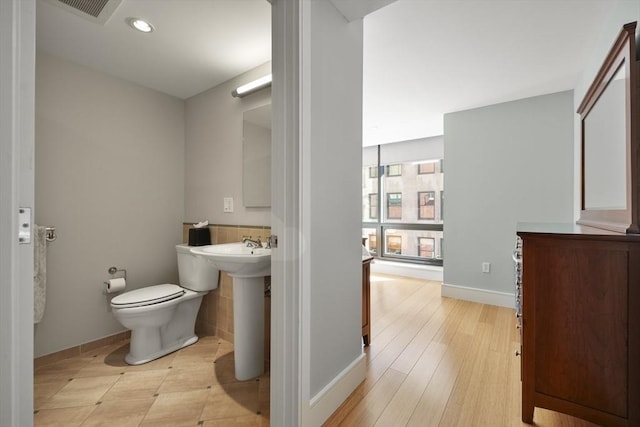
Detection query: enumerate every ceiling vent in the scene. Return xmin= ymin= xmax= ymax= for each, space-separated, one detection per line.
xmin=42 ymin=0 xmax=123 ymax=25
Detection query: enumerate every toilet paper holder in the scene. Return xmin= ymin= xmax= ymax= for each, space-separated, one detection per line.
xmin=105 ymin=266 xmax=127 ymax=283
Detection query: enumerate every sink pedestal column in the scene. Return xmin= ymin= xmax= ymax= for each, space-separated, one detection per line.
xmin=231 ymin=276 xmax=265 ymax=380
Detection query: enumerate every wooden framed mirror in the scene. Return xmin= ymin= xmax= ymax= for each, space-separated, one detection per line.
xmin=577 ymin=21 xmax=639 ymax=233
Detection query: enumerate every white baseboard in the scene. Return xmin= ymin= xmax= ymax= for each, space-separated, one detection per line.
xmin=371 ymin=260 xmax=443 ymax=281
xmin=442 ymin=283 xmax=515 ymax=308
xmin=302 ymin=352 xmax=366 ymax=426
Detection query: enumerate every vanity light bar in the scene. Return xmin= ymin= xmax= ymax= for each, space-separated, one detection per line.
xmin=232 ymin=74 xmax=272 ymax=98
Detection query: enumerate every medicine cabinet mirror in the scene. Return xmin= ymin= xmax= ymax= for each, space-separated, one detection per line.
xmin=243 ymin=103 xmax=271 ymax=208
xmin=577 ymin=21 xmax=639 ymax=233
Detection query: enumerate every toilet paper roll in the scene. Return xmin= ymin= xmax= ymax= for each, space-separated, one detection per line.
xmin=106 ymin=278 xmax=126 ymax=293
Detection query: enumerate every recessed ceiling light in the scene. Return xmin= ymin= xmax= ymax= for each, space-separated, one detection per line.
xmin=126 ymin=17 xmax=154 ymax=33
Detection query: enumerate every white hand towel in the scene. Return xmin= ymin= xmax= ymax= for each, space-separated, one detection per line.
xmin=34 ymin=224 xmax=47 ymax=323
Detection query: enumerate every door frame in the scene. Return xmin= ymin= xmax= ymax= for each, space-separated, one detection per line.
xmin=270 ymin=0 xmax=302 ymax=425
xmin=0 ymin=0 xmax=36 ymax=425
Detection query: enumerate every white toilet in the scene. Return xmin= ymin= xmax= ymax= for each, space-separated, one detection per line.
xmin=110 ymin=244 xmax=219 ymax=365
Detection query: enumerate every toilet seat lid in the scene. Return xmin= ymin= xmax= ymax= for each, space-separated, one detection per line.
xmin=111 ymin=284 xmax=185 ymax=308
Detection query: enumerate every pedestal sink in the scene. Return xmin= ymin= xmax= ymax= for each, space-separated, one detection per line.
xmin=190 ymin=243 xmax=270 ymax=380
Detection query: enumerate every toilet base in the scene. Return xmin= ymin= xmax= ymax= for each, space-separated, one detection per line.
xmin=125 ymin=334 xmax=199 ymax=365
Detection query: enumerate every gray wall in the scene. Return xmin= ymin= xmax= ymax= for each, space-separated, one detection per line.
xmin=306 ymin=0 xmax=364 ymax=398
xmin=34 ymin=53 xmax=185 ymax=357
xmin=443 ymin=91 xmax=575 ymax=299
xmin=243 ymin=120 xmax=271 ymax=207
xmin=184 ymin=62 xmax=271 ymax=226
xmin=34 ymin=56 xmax=273 ymax=357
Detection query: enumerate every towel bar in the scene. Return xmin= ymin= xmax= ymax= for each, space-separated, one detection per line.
xmin=45 ymin=227 xmax=56 ymax=242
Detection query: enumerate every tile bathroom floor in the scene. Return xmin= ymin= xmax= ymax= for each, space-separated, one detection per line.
xmin=34 ymin=336 xmax=270 ymax=426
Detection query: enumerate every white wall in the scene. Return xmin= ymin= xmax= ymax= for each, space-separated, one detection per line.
xmin=34 ymin=53 xmax=185 ymax=357
xmin=443 ymin=91 xmax=575 ymax=306
xmin=575 ymin=1 xmax=640 ymax=109
xmin=572 ymin=0 xmax=640 ymax=220
xmin=184 ymin=62 xmax=271 ymax=226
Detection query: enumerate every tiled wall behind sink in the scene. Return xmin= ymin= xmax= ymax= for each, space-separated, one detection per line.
xmin=182 ymin=223 xmax=271 ymax=369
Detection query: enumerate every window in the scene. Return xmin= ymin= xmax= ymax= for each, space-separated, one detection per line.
xmin=440 ymin=190 xmax=444 ymax=220
xmin=368 ymin=233 xmax=377 ymax=254
xmin=386 ymin=234 xmax=402 ymax=254
xmin=418 ymin=162 xmax=436 ymax=174
xmin=362 ymin=157 xmax=443 ymax=266
xmin=418 ymin=237 xmax=435 ymax=258
xmin=418 ymin=191 xmax=436 ymax=220
xmin=368 ymin=194 xmax=378 ymax=219
xmin=387 ymin=193 xmax=402 ymax=219
xmin=386 ymin=164 xmax=402 ymax=176
xmin=381 ymin=229 xmax=442 ymax=260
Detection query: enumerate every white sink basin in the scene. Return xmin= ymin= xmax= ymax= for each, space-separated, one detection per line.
xmin=190 ymin=242 xmax=271 ymax=278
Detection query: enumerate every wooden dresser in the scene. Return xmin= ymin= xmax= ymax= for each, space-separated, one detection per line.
xmin=516 ymin=223 xmax=639 ymax=426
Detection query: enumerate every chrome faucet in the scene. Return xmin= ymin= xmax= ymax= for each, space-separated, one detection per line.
xmin=242 ymin=236 xmax=262 ymax=248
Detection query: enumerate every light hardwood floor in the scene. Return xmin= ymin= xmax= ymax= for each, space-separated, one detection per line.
xmin=34 ymin=274 xmax=601 ymax=426
xmin=324 ymin=274 xmax=600 ymax=427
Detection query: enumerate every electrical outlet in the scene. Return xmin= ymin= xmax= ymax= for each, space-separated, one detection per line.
xmin=482 ymin=262 xmax=491 ymax=273
xmin=223 ymin=197 xmax=234 ymax=213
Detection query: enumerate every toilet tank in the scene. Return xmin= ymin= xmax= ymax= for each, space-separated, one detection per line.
xmin=176 ymin=244 xmax=220 ymax=291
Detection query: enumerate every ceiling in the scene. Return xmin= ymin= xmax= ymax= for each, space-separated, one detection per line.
xmin=362 ymin=0 xmax=612 ymax=145
xmin=36 ymin=0 xmax=272 ymax=100
xmin=36 ymin=0 xmax=614 ymax=146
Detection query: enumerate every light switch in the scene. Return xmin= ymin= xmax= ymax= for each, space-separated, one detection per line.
xmin=223 ymin=197 xmax=234 ymax=213
xmin=482 ymin=262 xmax=491 ymax=273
